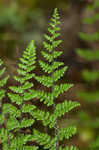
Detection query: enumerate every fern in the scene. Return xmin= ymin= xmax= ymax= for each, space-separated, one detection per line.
xmin=76 ymin=0 xmax=99 ymax=149
xmin=0 ymin=41 xmax=38 ymax=150
xmin=0 ymin=8 xmax=80 ymax=150
xmin=25 ymin=8 xmax=80 ymax=150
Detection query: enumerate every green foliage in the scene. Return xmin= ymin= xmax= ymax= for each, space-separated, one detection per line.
xmin=54 ymin=101 xmax=79 ymax=118
xmin=0 ymin=3 xmax=26 ymax=31
xmin=76 ymin=0 xmax=99 ymax=102
xmin=59 ymin=126 xmax=77 ymax=141
xmin=76 ymin=0 xmax=99 ymax=149
xmin=83 ymin=13 xmax=99 ymax=24
xmin=28 ymin=8 xmax=80 ymax=150
xmin=77 ymin=91 xmax=99 ymax=103
xmin=90 ymin=136 xmax=99 ymax=150
xmin=24 ymin=83 xmax=73 ymax=106
xmin=76 ymin=49 xmax=99 ymax=61
xmin=0 ymin=8 xmax=80 ymax=150
xmin=82 ymin=70 xmax=99 ymax=82
xmin=0 ymin=40 xmax=38 ymax=149
xmin=78 ymin=32 xmax=99 ymax=42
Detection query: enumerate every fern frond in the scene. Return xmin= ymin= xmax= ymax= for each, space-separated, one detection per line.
xmin=0 ymin=67 xmax=6 ymax=76
xmin=76 ymin=49 xmax=99 ymax=61
xmin=32 ymin=129 xmax=57 ymax=150
xmin=77 ymin=91 xmax=99 ymax=102
xmin=2 ymin=103 xmax=21 ymax=118
xmin=90 ymin=136 xmax=99 ymax=150
xmin=0 ymin=90 xmax=5 ymax=101
xmin=9 ymin=82 xmax=33 ymax=94
xmin=39 ymin=60 xmax=64 ymax=74
xmin=0 ymin=76 xmax=9 ymax=87
xmin=43 ymin=42 xmax=53 ymax=52
xmin=83 ymin=13 xmax=99 ymax=24
xmin=31 ymin=8 xmax=80 ymax=150
xmin=8 ymin=93 xmax=23 ymax=105
xmin=14 ymin=73 xmax=34 ymax=84
xmin=59 ymin=126 xmax=77 ymax=141
xmin=0 ymin=128 xmax=14 ymax=150
xmin=44 ymin=33 xmax=61 ymax=41
xmin=4 ymin=40 xmax=37 ymax=149
xmin=53 ymin=67 xmax=68 ymax=82
xmin=9 ymin=134 xmax=37 ymax=150
xmin=20 ymin=118 xmax=35 ymax=128
xmin=79 ymin=32 xmax=99 ymax=42
xmin=34 ymin=75 xmax=53 ymax=88
xmin=53 ymin=83 xmax=73 ymax=98
xmin=6 ymin=116 xmax=20 ymax=131
xmin=41 ymin=50 xmax=62 ymax=63
xmin=9 ymin=85 xmax=23 ymax=93
xmin=54 ymin=101 xmax=80 ymax=118
xmin=22 ymin=104 xmax=36 ymax=113
xmin=35 ymin=65 xmax=67 ymax=87
xmin=24 ymin=89 xmax=54 ymax=106
xmin=30 ymin=108 xmax=56 ymax=128
xmin=82 ymin=70 xmax=99 ymax=82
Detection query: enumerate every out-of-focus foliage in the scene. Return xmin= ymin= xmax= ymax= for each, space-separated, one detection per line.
xmin=0 ymin=3 xmax=26 ymax=31
xmin=76 ymin=0 xmax=99 ymax=102
xmin=76 ymin=0 xmax=99 ymax=149
xmin=0 ymin=1 xmax=44 ymax=58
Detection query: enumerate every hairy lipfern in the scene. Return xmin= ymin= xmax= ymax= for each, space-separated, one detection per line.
xmin=0 ymin=41 xmax=38 ymax=150
xmin=76 ymin=0 xmax=99 ymax=149
xmin=25 ymin=8 xmax=80 ymax=150
xmin=0 ymin=8 xmax=80 ymax=150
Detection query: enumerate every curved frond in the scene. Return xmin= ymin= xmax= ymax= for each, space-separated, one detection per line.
xmin=59 ymin=126 xmax=77 ymax=141
xmin=53 ymin=83 xmax=73 ymax=98
xmin=32 ymin=129 xmax=57 ymax=150
xmin=24 ymin=89 xmax=54 ymax=106
xmin=54 ymin=101 xmax=80 ymax=118
xmin=76 ymin=49 xmax=99 ymax=61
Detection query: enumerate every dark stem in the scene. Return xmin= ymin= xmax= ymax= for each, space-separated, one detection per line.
xmin=53 ymin=103 xmax=60 ymax=150
xmin=51 ymin=46 xmax=60 ymax=150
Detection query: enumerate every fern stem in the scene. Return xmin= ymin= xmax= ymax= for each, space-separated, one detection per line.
xmin=52 ymin=84 xmax=60 ymax=149
xmin=53 ymin=100 xmax=60 ymax=149
xmin=51 ymin=48 xmax=60 ymax=150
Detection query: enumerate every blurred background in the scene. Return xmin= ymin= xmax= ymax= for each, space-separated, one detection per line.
xmin=0 ymin=0 xmax=99 ymax=150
